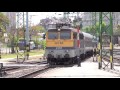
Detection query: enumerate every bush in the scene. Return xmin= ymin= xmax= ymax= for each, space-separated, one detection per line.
xmin=33 ymin=40 xmax=40 ymax=45
xmin=32 ymin=39 xmax=46 ymax=49
xmin=41 ymin=40 xmax=46 ymax=50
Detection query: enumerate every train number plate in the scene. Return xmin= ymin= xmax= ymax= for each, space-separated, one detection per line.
xmin=56 ymin=47 xmax=62 ymax=49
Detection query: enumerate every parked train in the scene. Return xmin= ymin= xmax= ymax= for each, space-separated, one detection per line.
xmin=43 ymin=23 xmax=97 ymax=65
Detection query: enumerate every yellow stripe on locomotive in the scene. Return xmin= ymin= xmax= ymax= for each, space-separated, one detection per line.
xmin=46 ymin=40 xmax=74 ymax=47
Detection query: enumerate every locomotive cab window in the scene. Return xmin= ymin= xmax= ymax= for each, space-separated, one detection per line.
xmin=60 ymin=31 xmax=71 ymax=39
xmin=48 ymin=32 xmax=58 ymax=39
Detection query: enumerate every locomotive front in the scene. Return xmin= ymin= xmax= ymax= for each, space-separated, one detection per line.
xmin=44 ymin=23 xmax=74 ymax=65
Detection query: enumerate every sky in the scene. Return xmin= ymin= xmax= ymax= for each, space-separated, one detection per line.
xmin=29 ymin=12 xmax=63 ymax=25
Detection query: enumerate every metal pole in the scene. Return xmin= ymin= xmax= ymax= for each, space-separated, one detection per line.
xmin=110 ymin=12 xmax=113 ymax=69
xmin=0 ymin=29 xmax=2 ymax=59
xmin=26 ymin=12 xmax=29 ymax=60
xmin=23 ymin=12 xmax=26 ymax=61
xmin=26 ymin=12 xmax=29 ymax=46
xmin=0 ymin=32 xmax=1 ymax=59
xmin=100 ymin=12 xmax=103 ymax=69
xmin=98 ymin=12 xmax=102 ymax=69
xmin=16 ymin=12 xmax=19 ymax=62
xmin=97 ymin=12 xmax=113 ymax=70
xmin=0 ymin=46 xmax=1 ymax=59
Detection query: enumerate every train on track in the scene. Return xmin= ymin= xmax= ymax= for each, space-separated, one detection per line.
xmin=43 ymin=23 xmax=97 ymax=65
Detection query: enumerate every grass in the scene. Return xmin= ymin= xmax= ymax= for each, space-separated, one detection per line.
xmin=1 ymin=49 xmax=45 ymax=59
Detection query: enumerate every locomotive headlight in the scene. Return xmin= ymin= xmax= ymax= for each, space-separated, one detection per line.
xmin=50 ymin=50 xmax=54 ymax=53
xmin=65 ymin=50 xmax=69 ymax=53
xmin=49 ymin=50 xmax=54 ymax=54
xmin=58 ymin=29 xmax=61 ymax=31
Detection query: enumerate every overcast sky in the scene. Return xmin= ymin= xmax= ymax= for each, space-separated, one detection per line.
xmin=28 ymin=12 xmax=84 ymax=25
xmin=29 ymin=12 xmax=63 ymax=25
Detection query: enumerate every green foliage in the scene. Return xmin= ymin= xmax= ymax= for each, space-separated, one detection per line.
xmin=0 ymin=12 xmax=10 ymax=43
xmin=0 ymin=13 xmax=9 ymax=24
xmin=31 ymin=25 xmax=46 ymax=33
xmin=33 ymin=39 xmax=46 ymax=49
xmin=9 ymin=36 xmax=19 ymax=47
xmin=82 ymin=22 xmax=107 ymax=36
xmin=30 ymin=25 xmax=46 ymax=47
xmin=14 ymin=36 xmax=19 ymax=44
xmin=33 ymin=39 xmax=41 ymax=46
xmin=0 ymin=12 xmax=9 ymax=33
xmin=42 ymin=40 xmax=46 ymax=50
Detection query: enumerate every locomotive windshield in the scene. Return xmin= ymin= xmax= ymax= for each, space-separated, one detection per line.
xmin=60 ymin=31 xmax=71 ymax=39
xmin=48 ymin=32 xmax=58 ymax=39
xmin=48 ymin=29 xmax=71 ymax=39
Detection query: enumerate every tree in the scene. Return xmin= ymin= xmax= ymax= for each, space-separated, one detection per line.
xmin=39 ymin=17 xmax=55 ymax=29
xmin=23 ymin=25 xmax=45 ymax=49
xmin=0 ymin=12 xmax=9 ymax=42
xmin=0 ymin=13 xmax=9 ymax=31
xmin=30 ymin=25 xmax=45 ymax=41
xmin=82 ymin=22 xmax=107 ymax=36
xmin=31 ymin=25 xmax=45 ymax=34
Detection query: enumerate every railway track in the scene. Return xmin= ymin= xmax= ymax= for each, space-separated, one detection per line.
xmin=4 ymin=64 xmax=51 ymax=78
xmin=100 ymin=55 xmax=120 ymax=76
xmin=0 ymin=66 xmax=21 ymax=77
xmin=18 ymin=66 xmax=50 ymax=78
xmin=24 ymin=60 xmax=47 ymax=65
xmin=18 ymin=64 xmax=77 ymax=78
xmin=102 ymin=55 xmax=120 ymax=64
xmin=3 ymin=66 xmax=20 ymax=71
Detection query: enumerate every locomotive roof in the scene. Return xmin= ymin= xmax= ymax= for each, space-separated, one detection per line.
xmin=82 ymin=32 xmax=94 ymax=39
xmin=47 ymin=24 xmax=94 ymax=39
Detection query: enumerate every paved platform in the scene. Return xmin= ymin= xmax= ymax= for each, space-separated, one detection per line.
xmin=35 ymin=58 xmax=120 ymax=78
